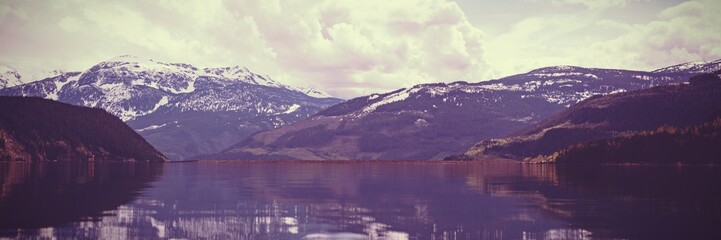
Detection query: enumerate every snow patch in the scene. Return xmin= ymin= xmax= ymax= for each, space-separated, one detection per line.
xmin=98 ymin=82 xmax=124 ymax=90
xmin=0 ymin=65 xmax=23 ymax=88
xmin=425 ymin=86 xmax=449 ymax=96
xmin=633 ymin=75 xmax=653 ymax=81
xmin=29 ymin=70 xmax=65 ymax=82
xmin=294 ymin=86 xmax=333 ymax=98
xmin=131 ymin=78 xmax=195 ymax=94
xmin=57 ymin=74 xmax=79 ymax=91
xmin=151 ymin=96 xmax=169 ymax=112
xmin=178 ymin=79 xmax=196 ymax=93
xmin=534 ymin=72 xmax=599 ymax=79
xmin=479 ymin=83 xmax=524 ymax=91
xmin=136 ymin=123 xmax=168 ymax=132
xmin=606 ymin=89 xmax=627 ymax=95
xmin=507 ymin=116 xmax=534 ymax=122
xmin=362 ymin=88 xmax=417 ymax=113
xmin=47 ymin=75 xmax=80 ymax=100
xmin=279 ymin=104 xmax=301 ymax=114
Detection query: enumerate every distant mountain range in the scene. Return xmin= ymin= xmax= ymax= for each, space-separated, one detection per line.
xmin=460 ymin=72 xmax=721 ymax=164
xmin=0 ymin=96 xmax=167 ymax=162
xmin=207 ymin=60 xmax=721 ymax=160
xmin=0 ymin=56 xmax=342 ymax=160
xmin=4 ymin=57 xmax=721 ymax=162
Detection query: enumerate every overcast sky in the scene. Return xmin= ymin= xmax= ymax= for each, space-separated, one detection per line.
xmin=1 ymin=0 xmax=719 ymax=98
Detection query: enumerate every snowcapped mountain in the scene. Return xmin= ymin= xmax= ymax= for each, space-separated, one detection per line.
xmin=295 ymin=86 xmax=333 ymax=98
xmin=460 ymin=72 xmax=721 ymax=163
xmin=1 ymin=55 xmax=338 ymax=120
xmin=209 ymin=59 xmax=721 ymax=161
xmin=27 ymin=69 xmax=66 ymax=83
xmin=653 ymin=59 xmax=721 ymax=74
xmin=0 ymin=65 xmax=67 ymax=89
xmin=0 ymin=56 xmax=342 ymax=160
xmin=0 ymin=65 xmax=23 ymax=89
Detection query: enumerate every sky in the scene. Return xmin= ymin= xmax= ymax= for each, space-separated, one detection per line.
xmin=0 ymin=0 xmax=719 ymax=98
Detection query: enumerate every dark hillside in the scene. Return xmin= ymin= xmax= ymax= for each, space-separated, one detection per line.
xmin=463 ymin=72 xmax=721 ymax=162
xmin=547 ymin=117 xmax=721 ymax=164
xmin=0 ymin=96 xmax=167 ymax=162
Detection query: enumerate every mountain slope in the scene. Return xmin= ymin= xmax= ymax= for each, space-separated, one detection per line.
xmin=548 ymin=116 xmax=721 ymax=164
xmin=0 ymin=56 xmax=342 ymax=160
xmin=208 ymin=60 xmax=721 ymax=160
xmin=0 ymin=96 xmax=167 ymax=162
xmin=461 ymin=72 xmax=721 ymax=162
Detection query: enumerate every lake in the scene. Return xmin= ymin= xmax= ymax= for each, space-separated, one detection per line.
xmin=1 ymin=161 xmax=720 ymax=239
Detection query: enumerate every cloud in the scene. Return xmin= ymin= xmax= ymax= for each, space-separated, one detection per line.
xmin=585 ymin=0 xmax=721 ymax=69
xmin=0 ymin=0 xmax=718 ymax=98
xmin=483 ymin=0 xmax=721 ymax=76
xmin=0 ymin=0 xmax=488 ymax=98
xmin=483 ymin=14 xmax=605 ymax=75
xmin=550 ymin=0 xmax=630 ymax=10
xmin=220 ymin=0 xmax=489 ymax=97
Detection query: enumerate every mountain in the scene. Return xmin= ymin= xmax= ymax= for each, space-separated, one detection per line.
xmin=0 ymin=65 xmax=23 ymax=89
xmin=460 ymin=72 xmax=721 ymax=163
xmin=207 ymin=60 xmax=721 ymax=160
xmin=0 ymin=56 xmax=342 ymax=160
xmin=296 ymin=86 xmax=334 ymax=98
xmin=0 ymin=96 xmax=167 ymax=162
xmin=548 ymin=117 xmax=721 ymax=164
xmin=0 ymin=65 xmax=64 ymax=89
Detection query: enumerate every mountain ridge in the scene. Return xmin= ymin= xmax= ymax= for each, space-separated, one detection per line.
xmin=0 ymin=96 xmax=167 ymax=162
xmin=460 ymin=72 xmax=721 ymax=162
xmin=0 ymin=56 xmax=342 ymax=160
xmin=206 ymin=59 xmax=721 ymax=160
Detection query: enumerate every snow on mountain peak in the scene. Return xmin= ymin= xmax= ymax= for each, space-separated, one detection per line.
xmin=0 ymin=65 xmax=23 ymax=88
xmin=6 ymin=56 xmax=334 ymax=101
xmin=201 ymin=66 xmax=286 ymax=88
xmin=653 ymin=59 xmax=721 ymax=74
xmin=529 ymin=65 xmax=584 ymax=74
xmin=204 ymin=65 xmax=250 ymax=75
xmin=106 ymin=55 xmax=149 ymax=63
xmin=362 ymin=87 xmax=418 ymax=113
xmin=294 ymin=86 xmax=334 ymax=98
xmin=97 ymin=55 xmax=197 ymax=73
xmin=28 ymin=69 xmax=65 ymax=82
xmin=97 ymin=56 xmax=338 ymax=98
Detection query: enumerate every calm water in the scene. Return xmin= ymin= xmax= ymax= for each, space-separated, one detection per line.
xmin=1 ymin=161 xmax=720 ymax=240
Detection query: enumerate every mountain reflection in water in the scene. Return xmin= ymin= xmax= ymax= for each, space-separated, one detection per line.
xmin=1 ymin=161 xmax=720 ymax=239
xmin=0 ymin=162 xmax=164 ymax=237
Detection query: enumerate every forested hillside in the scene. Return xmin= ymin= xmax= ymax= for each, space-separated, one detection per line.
xmin=0 ymin=96 xmax=167 ymax=162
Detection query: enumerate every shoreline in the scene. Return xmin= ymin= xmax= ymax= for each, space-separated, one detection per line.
xmin=0 ymin=159 xmax=717 ymax=167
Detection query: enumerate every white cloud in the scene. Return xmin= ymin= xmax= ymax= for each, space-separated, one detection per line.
xmin=550 ymin=0 xmax=630 ymax=10
xmin=483 ymin=0 xmax=721 ymax=76
xmin=58 ymin=16 xmax=82 ymax=33
xmin=0 ymin=0 xmax=489 ymax=98
xmin=224 ymin=0 xmax=489 ymax=97
xmin=585 ymin=0 xmax=721 ymax=69
xmin=0 ymin=0 xmax=718 ymax=98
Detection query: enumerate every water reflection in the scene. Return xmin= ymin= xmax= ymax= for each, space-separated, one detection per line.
xmin=1 ymin=161 xmax=720 ymax=239
xmin=0 ymin=162 xmax=164 ymax=238
xmin=546 ymin=166 xmax=721 ymax=240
